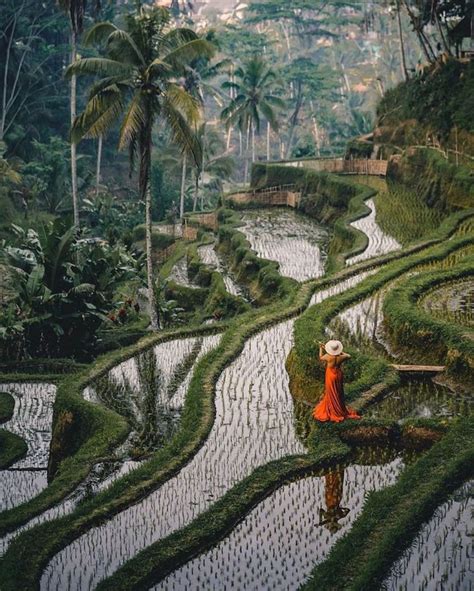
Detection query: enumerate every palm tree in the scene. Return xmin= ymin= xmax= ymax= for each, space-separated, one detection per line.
xmin=58 ymin=0 xmax=88 ymax=228
xmin=179 ymin=43 xmax=231 ymax=219
xmin=221 ymin=57 xmax=284 ymax=182
xmin=67 ymin=6 xmax=213 ymax=330
xmin=192 ymin=123 xmax=235 ymax=211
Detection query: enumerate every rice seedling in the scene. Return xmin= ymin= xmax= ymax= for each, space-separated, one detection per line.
xmin=154 ymin=453 xmax=406 ymax=591
xmin=381 ymin=480 xmax=473 ymax=591
xmin=373 ymin=183 xmax=448 ymax=246
xmin=239 ymin=208 xmax=329 ymax=281
xmin=416 ymin=244 xmax=474 ymax=272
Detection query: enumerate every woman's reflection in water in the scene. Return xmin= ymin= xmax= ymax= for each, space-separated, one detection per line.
xmin=318 ymin=467 xmax=350 ymax=534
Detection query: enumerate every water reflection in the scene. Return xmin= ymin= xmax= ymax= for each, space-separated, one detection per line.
xmin=318 ymin=468 xmax=350 ymax=533
xmin=154 ymin=447 xmax=408 ymax=591
xmin=368 ymin=378 xmax=474 ymax=421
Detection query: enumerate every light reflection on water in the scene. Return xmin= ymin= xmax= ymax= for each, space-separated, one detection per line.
xmin=155 ymin=447 xmax=409 ymax=591
xmin=240 ymin=209 xmax=329 ymax=281
xmin=382 ymin=480 xmax=474 ymax=591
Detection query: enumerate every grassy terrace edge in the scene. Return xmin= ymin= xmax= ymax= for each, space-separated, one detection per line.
xmin=0 ymin=223 xmax=446 ymax=590
xmin=0 ymin=321 xmax=227 ymax=537
xmin=302 ymin=416 xmax=474 ymax=591
xmin=383 ymin=259 xmax=474 ymax=377
xmin=0 ymin=430 xmax=28 ymax=469
xmin=92 ymin=212 xmax=473 ymax=589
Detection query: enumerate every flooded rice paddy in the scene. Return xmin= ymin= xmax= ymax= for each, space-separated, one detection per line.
xmin=155 ymin=449 xmax=407 ymax=591
xmin=346 ymin=198 xmax=400 ymax=266
xmin=198 ymin=243 xmax=245 ymax=298
xmin=382 ymin=480 xmax=473 ymax=591
xmin=0 ymin=335 xmax=221 ymax=557
xmin=239 ymin=209 xmax=329 ymax=281
xmin=2 ymin=195 xmax=466 ymax=589
xmin=0 ymin=383 xmax=56 ymax=511
xmin=367 ymin=379 xmax=474 ymax=421
xmin=40 ymin=271 xmax=374 ymax=590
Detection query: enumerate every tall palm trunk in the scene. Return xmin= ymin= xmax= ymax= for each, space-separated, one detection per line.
xmin=396 ymin=0 xmax=409 ymax=81
xmin=70 ymin=30 xmax=79 ymax=227
xmin=244 ymin=120 xmax=250 ymax=184
xmin=251 ymin=122 xmax=255 ymax=163
xmin=309 ymin=99 xmax=321 ymax=157
xmin=180 ymin=152 xmax=187 ymax=219
xmin=140 ymin=118 xmax=159 ymax=331
xmin=266 ymin=121 xmax=270 ymax=161
xmin=435 ymin=12 xmax=451 ymax=55
xmin=286 ymin=83 xmax=303 ymax=159
xmin=96 ymin=134 xmax=103 ymax=196
xmin=192 ymin=169 xmax=199 ymax=212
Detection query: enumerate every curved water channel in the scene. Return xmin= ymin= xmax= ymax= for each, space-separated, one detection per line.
xmin=382 ymin=479 xmax=474 ymax=591
xmin=40 ymin=247 xmax=375 ymax=589
xmin=0 ymin=383 xmax=56 ymax=511
xmin=1 ymin=187 xmax=464 ymax=589
xmin=155 ymin=450 xmax=408 ymax=591
xmin=0 ymin=334 xmax=221 ymax=557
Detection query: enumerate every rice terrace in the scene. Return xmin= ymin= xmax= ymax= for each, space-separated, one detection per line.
xmin=0 ymin=1 xmax=473 ymax=590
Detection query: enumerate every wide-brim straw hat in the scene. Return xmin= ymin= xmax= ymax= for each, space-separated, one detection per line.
xmin=325 ymin=339 xmax=343 ymax=356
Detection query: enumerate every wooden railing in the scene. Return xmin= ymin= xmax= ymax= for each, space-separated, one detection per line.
xmin=225 ymin=187 xmax=301 ymax=209
xmin=282 ymin=158 xmax=388 ymax=176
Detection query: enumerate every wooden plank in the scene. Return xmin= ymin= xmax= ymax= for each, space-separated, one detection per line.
xmin=390 ymin=364 xmax=446 ymax=373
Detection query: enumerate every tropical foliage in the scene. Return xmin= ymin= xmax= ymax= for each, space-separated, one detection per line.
xmin=68 ymin=6 xmax=213 ymax=329
xmin=0 ymin=218 xmax=141 ymax=359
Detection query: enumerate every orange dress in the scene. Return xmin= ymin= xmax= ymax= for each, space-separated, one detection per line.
xmin=312 ymin=365 xmax=360 ymax=422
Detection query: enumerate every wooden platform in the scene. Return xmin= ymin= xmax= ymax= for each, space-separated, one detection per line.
xmin=390 ymin=364 xmax=446 ymax=374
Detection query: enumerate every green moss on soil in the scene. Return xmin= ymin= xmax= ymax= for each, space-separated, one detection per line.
xmin=0 ymin=391 xmax=15 ymax=423
xmin=0 ymin=429 xmax=27 ymax=469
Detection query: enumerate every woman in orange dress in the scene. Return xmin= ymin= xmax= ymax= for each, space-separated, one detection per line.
xmin=312 ymin=339 xmax=361 ymax=422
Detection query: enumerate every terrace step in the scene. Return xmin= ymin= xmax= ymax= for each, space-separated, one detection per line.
xmin=390 ymin=364 xmax=446 ymax=374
